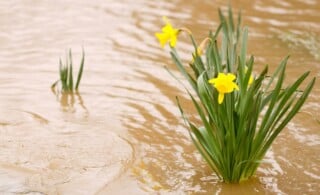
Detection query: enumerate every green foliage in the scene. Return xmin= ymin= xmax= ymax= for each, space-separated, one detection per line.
xmin=169 ymin=7 xmax=315 ymax=183
xmin=52 ymin=48 xmax=85 ymax=92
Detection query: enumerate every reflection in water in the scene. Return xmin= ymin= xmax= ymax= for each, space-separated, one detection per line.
xmin=0 ymin=0 xmax=319 ymax=194
xmin=19 ymin=110 xmax=49 ymax=125
xmin=52 ymin=87 xmax=89 ymax=115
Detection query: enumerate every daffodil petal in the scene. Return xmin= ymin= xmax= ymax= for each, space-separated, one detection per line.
xmin=155 ymin=33 xmax=169 ymax=48
xmin=169 ymin=35 xmax=177 ymax=47
xmin=226 ymin=73 xmax=236 ymax=81
xmin=162 ymin=16 xmax=169 ymax=24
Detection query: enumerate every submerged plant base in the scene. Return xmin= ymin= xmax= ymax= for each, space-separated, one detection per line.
xmin=197 ymin=126 xmax=259 ymax=183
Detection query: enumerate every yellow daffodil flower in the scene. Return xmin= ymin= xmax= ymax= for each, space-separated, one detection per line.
xmin=155 ymin=16 xmax=179 ymax=48
xmin=208 ymin=73 xmax=239 ymax=104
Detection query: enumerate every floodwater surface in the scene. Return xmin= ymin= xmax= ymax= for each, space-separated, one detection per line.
xmin=0 ymin=0 xmax=319 ymax=194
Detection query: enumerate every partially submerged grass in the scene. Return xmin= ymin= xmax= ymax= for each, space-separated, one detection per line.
xmin=52 ymin=48 xmax=85 ymax=93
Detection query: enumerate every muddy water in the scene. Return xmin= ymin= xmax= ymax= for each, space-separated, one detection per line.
xmin=0 ymin=0 xmax=319 ymax=194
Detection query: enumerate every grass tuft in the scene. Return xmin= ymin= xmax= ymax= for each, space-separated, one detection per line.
xmin=52 ymin=48 xmax=85 ymax=93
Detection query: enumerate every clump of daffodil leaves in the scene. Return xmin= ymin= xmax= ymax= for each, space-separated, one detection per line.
xmin=155 ymin=7 xmax=315 ymax=183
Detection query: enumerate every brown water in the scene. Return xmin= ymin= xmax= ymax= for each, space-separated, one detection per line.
xmin=0 ymin=0 xmax=319 ymax=194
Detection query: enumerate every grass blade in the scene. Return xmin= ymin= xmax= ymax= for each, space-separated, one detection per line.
xmin=75 ymin=48 xmax=85 ymax=90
